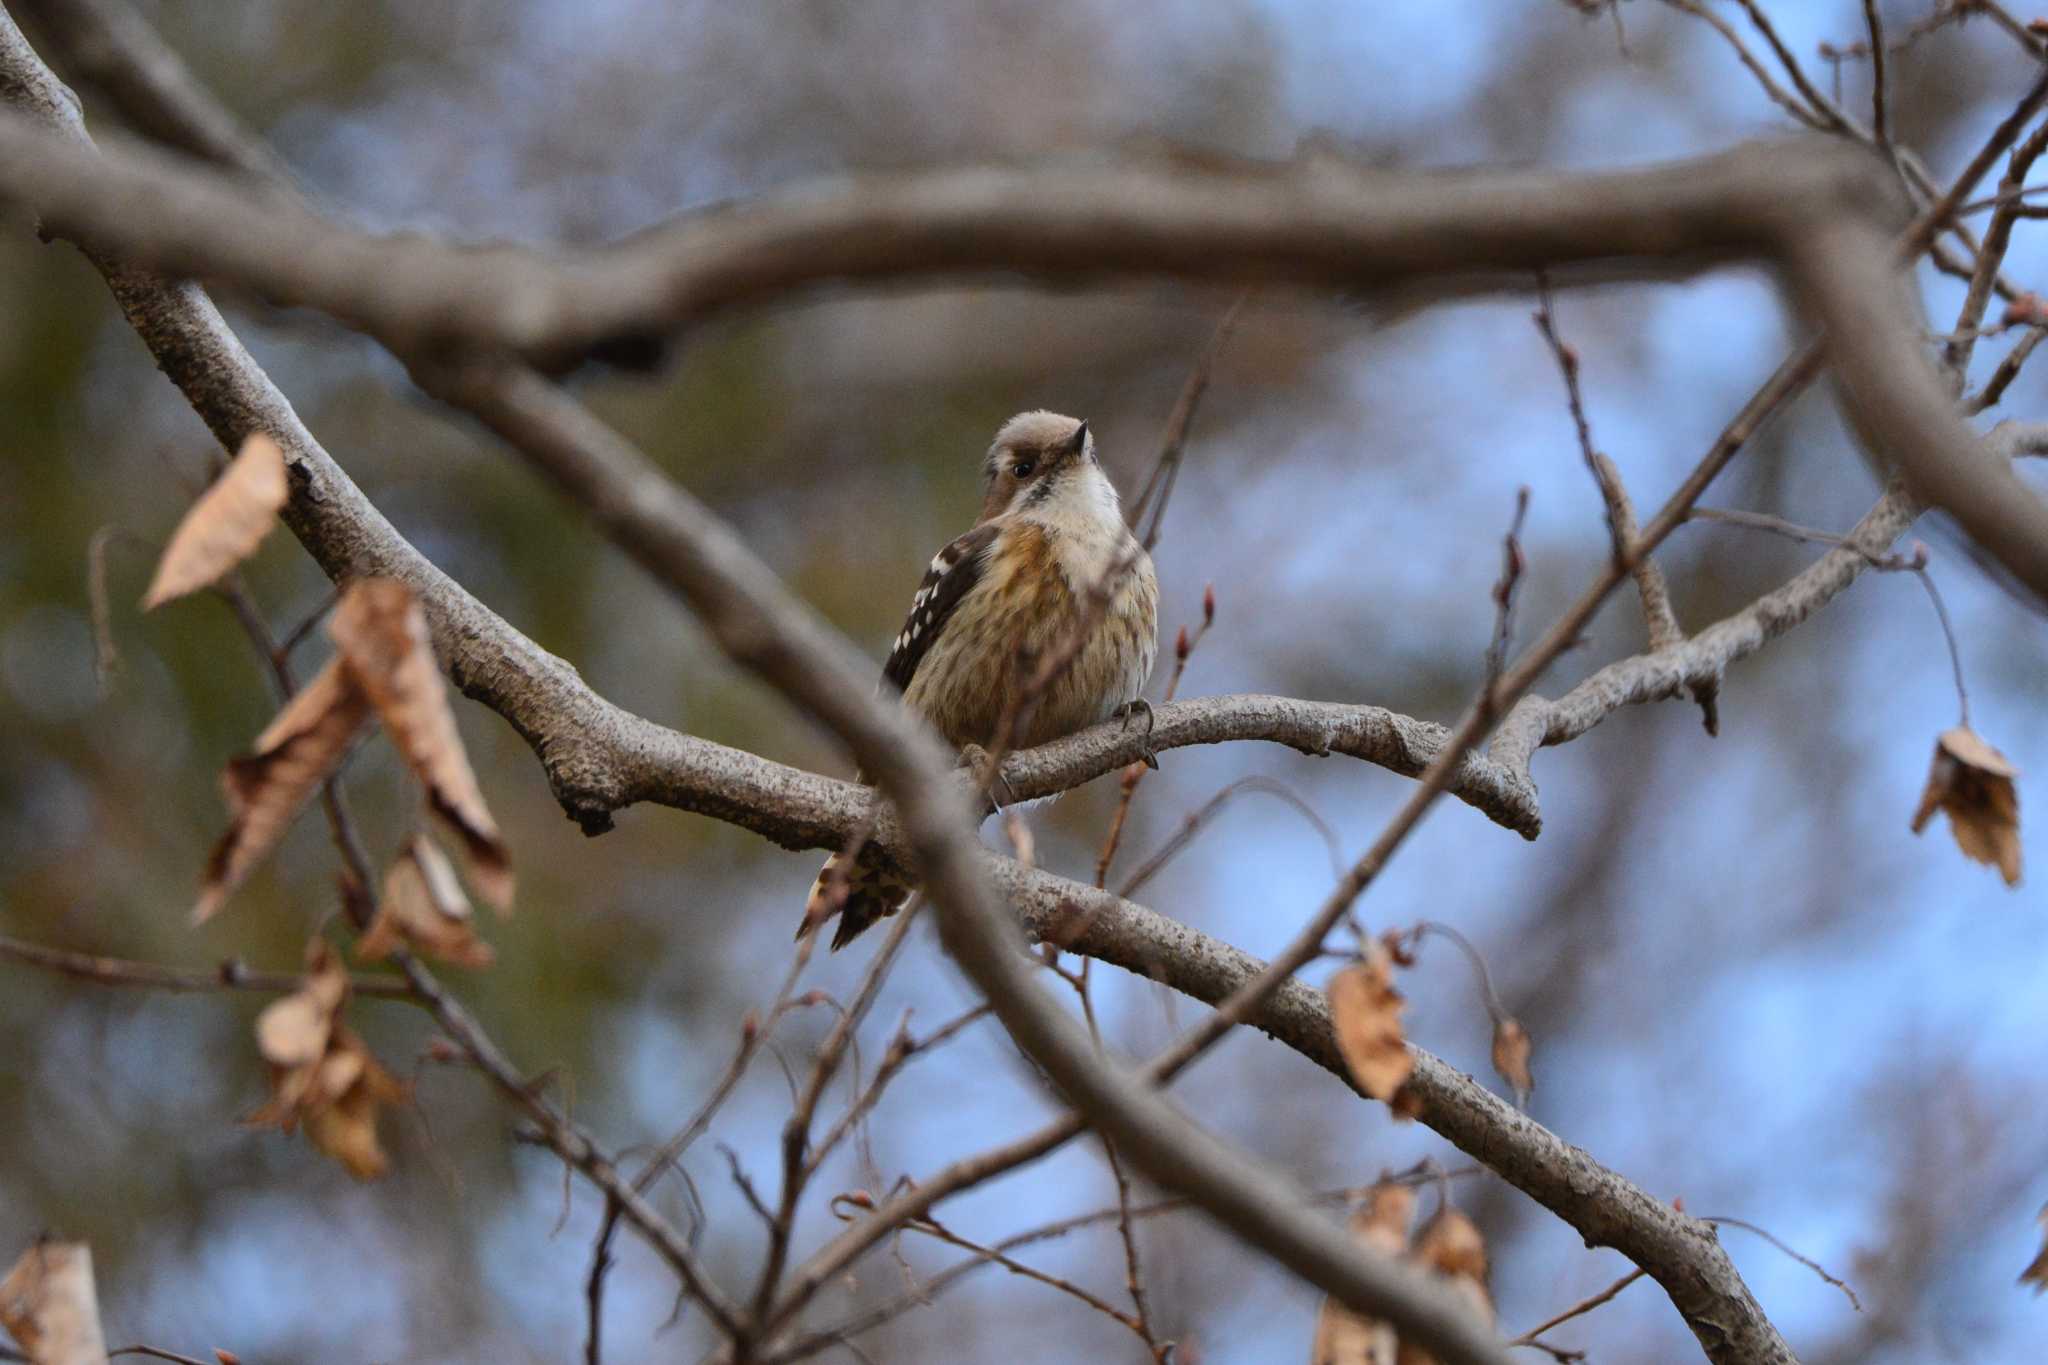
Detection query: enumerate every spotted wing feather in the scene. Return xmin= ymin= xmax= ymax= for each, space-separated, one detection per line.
xmin=882 ymin=523 xmax=1000 ymax=695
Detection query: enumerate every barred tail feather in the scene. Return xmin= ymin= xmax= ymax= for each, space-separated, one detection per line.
xmin=797 ymin=850 xmax=915 ymax=950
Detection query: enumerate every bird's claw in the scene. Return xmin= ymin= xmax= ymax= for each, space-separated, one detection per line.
xmin=958 ymin=742 xmax=1018 ymax=809
xmin=1113 ymin=700 xmax=1159 ymax=769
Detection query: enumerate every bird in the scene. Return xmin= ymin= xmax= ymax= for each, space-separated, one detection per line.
xmin=797 ymin=411 xmax=1160 ymax=949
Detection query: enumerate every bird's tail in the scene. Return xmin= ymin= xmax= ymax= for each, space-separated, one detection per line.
xmin=797 ymin=848 xmax=915 ymax=951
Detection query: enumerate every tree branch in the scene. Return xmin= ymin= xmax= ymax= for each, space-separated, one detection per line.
xmin=0 ymin=78 xmax=2037 ymax=604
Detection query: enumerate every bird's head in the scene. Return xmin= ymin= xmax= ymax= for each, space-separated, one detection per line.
xmin=978 ymin=411 xmax=1096 ymax=523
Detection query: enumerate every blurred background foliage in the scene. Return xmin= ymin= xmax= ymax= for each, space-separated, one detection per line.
xmin=2 ymin=1 xmax=2047 ymax=1361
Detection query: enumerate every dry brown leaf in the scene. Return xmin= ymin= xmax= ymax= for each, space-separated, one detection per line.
xmin=1395 ymin=1209 xmax=1495 ymax=1365
xmin=0 ymin=1241 xmax=109 ymax=1365
xmin=246 ymin=942 xmax=406 ymax=1180
xmin=1490 ymin=1016 xmax=1534 ymax=1108
xmin=1311 ymin=1296 xmax=1396 ymax=1365
xmin=1412 ymin=1209 xmax=1491 ymax=1310
xmin=253 ymin=993 xmax=333 ymax=1070
xmin=300 ymin=1031 xmax=407 ymax=1180
xmin=1911 ymin=726 xmax=2022 ymax=887
xmin=142 ymin=433 xmax=288 ymax=610
xmin=329 ymin=579 xmax=513 ymax=911
xmin=195 ymin=659 xmax=371 ymax=923
xmin=1329 ymin=947 xmax=1412 ymax=1102
xmin=254 ymin=939 xmax=346 ymax=1067
xmin=1310 ymin=1183 xmax=1415 ymax=1365
xmin=2022 ymin=1203 xmax=2048 ymax=1294
xmin=358 ymin=835 xmax=494 ymax=969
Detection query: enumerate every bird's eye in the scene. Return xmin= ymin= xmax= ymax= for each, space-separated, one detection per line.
xmin=1011 ymin=459 xmax=1036 ymax=479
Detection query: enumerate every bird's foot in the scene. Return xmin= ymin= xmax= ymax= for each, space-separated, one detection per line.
xmin=1112 ymin=700 xmax=1160 ymax=769
xmin=958 ymin=743 xmax=1019 ymax=808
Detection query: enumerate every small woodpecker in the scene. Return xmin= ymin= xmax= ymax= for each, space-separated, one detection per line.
xmin=798 ymin=411 xmax=1160 ymax=948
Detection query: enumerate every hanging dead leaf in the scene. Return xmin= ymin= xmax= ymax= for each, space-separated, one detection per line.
xmin=1310 ymin=1183 xmax=1415 ymax=1365
xmin=329 ymin=579 xmax=513 ymax=911
xmin=0 ymin=1240 xmax=109 ymax=1365
xmin=1329 ymin=947 xmax=1412 ymax=1102
xmin=246 ymin=942 xmax=406 ymax=1179
xmin=358 ymin=835 xmax=494 ymax=969
xmin=249 ymin=941 xmax=348 ymax=1116
xmin=1411 ymin=1208 xmax=1491 ymax=1317
xmin=299 ymin=1030 xmax=407 ymax=1180
xmin=1490 ymin=1017 xmax=1534 ymax=1109
xmin=253 ymin=940 xmax=346 ymax=1067
xmin=141 ymin=433 xmax=289 ymax=610
xmin=194 ymin=658 xmax=371 ymax=923
xmin=1911 ymin=726 xmax=2021 ymax=886
xmin=1394 ymin=1209 xmax=1494 ymax=1365
xmin=2022 ymin=1202 xmax=2048 ymax=1294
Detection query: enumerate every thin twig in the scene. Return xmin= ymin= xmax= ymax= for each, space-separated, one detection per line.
xmin=1659 ymin=0 xmax=1832 ymax=131
xmin=1483 ymin=487 xmax=1532 ymax=700
xmin=1965 ymin=326 xmax=2048 ymax=414
xmin=1688 ymin=506 xmax=1970 ymax=725
xmin=1729 ymin=0 xmax=1849 ymax=131
xmin=108 ymin=1348 xmax=211 ymax=1365
xmin=86 ymin=523 xmax=127 ymax=690
xmin=1093 ymin=584 xmax=1213 ymax=889
xmin=1114 ymin=775 xmax=1346 ymax=902
xmin=1129 ymin=292 xmax=1247 ymax=551
xmin=1531 ymin=274 xmax=1684 ymax=654
xmin=777 ymin=1169 xmax=1484 ymax=1361
xmin=276 ymin=584 xmax=340 ymax=659
xmin=753 ymin=901 xmax=922 ymax=1326
xmin=0 ymin=934 xmax=412 ymax=997
xmin=1943 ymin=115 xmax=2048 ymax=385
xmin=904 ymin=1216 xmax=1142 ymax=1333
xmin=1412 ymin=922 xmax=1510 ymax=1029
xmin=1703 ymin=1215 xmax=1863 ymax=1312
xmin=1861 ymin=0 xmax=1891 ymax=157
xmin=1507 ymin=1267 xmax=1646 ymax=1351
xmin=585 ymin=1194 xmax=615 ymax=1365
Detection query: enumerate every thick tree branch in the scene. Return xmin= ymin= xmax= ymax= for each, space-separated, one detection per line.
xmin=0 ymin=88 xmax=2038 ymax=605
xmin=989 ymin=862 xmax=1783 ymax=1365
xmin=0 ymin=111 xmax=1835 ymax=357
xmin=1493 ymin=479 xmax=1918 ymax=785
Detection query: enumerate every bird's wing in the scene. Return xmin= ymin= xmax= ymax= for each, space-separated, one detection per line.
xmin=882 ymin=521 xmax=1002 ymax=694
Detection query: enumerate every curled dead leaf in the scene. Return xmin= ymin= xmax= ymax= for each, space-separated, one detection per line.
xmin=1911 ymin=726 xmax=2021 ymax=887
xmin=1311 ymin=1183 xmax=1415 ymax=1365
xmin=142 ymin=433 xmax=289 ymax=610
xmin=1355 ymin=1182 xmax=1418 ymax=1256
xmin=359 ymin=834 xmax=494 ymax=969
xmin=329 ymin=579 xmax=513 ymax=911
xmin=0 ymin=1241 xmax=108 ymax=1365
xmin=1395 ymin=1209 xmax=1494 ymax=1365
xmin=247 ymin=941 xmax=405 ymax=1180
xmin=1490 ymin=1017 xmax=1534 ymax=1109
xmin=195 ymin=658 xmax=371 ymax=923
xmin=1328 ymin=946 xmax=1412 ymax=1103
xmin=300 ymin=1032 xmax=407 ymax=1180
xmin=1412 ymin=1208 xmax=1491 ymax=1312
